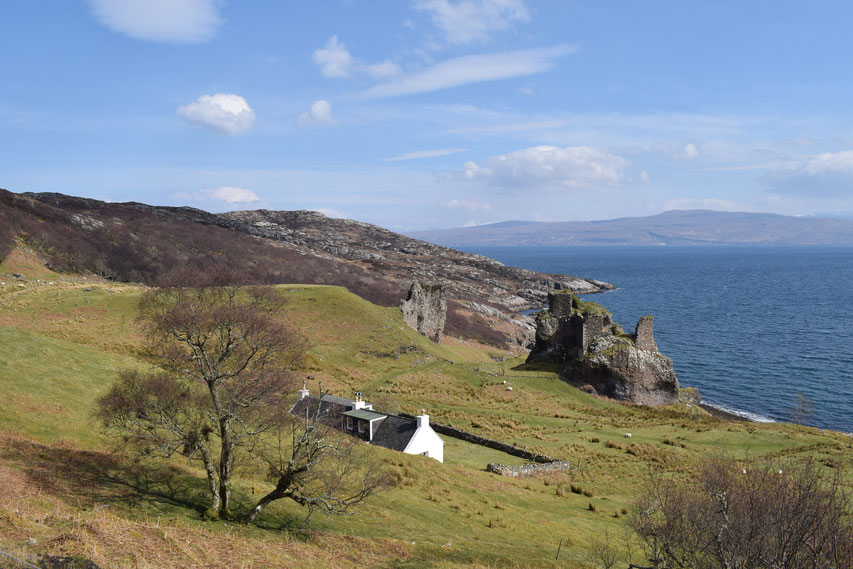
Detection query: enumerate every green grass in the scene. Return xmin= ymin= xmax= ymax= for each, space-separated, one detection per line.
xmin=0 ymin=326 xmax=138 ymax=446
xmin=1 ymin=250 xmax=852 ymax=568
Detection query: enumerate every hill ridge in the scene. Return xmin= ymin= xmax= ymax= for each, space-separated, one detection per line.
xmin=409 ymin=209 xmax=853 ymax=246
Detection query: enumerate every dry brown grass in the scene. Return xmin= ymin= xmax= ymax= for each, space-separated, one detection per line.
xmin=0 ymin=433 xmax=414 ymax=569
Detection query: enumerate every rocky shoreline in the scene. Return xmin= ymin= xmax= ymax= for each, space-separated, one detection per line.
xmin=699 ymin=402 xmax=751 ymax=422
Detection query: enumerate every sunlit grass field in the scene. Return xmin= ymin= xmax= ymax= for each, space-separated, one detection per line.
xmin=1 ymin=246 xmax=851 ymax=568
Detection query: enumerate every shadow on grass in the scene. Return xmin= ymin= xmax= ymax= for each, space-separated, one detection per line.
xmin=0 ymin=437 xmax=210 ymax=516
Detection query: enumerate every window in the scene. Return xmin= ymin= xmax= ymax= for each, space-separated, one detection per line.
xmin=358 ymin=420 xmax=366 ymax=434
xmin=346 ymin=416 xmax=353 ymax=430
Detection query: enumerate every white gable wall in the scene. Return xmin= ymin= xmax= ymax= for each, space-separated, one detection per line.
xmin=403 ymin=419 xmax=444 ymax=463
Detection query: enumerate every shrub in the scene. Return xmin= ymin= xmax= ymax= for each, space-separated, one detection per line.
xmin=631 ymin=457 xmax=853 ymax=568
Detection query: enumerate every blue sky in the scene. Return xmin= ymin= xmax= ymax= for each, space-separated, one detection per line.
xmin=3 ymin=1 xmax=853 ymax=230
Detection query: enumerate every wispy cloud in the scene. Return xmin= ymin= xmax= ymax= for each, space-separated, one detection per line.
xmin=414 ymin=0 xmax=531 ymax=45
xmin=443 ymin=198 xmax=492 ymax=212
xmin=297 ymin=100 xmax=338 ymax=126
xmin=664 ymin=198 xmax=736 ymax=211
xmin=87 ymin=0 xmax=223 ymax=44
xmin=680 ymin=142 xmax=700 ymax=160
xmin=360 ymin=45 xmax=574 ymax=99
xmin=443 ymin=119 xmax=567 ymax=134
xmin=177 ymin=94 xmax=256 ymax=135
xmin=462 ymin=145 xmax=630 ymax=189
xmin=175 ymin=186 xmax=261 ymax=207
xmin=313 ymin=35 xmax=402 ymax=79
xmin=208 ymin=186 xmax=260 ymax=204
xmin=765 ymin=150 xmax=853 ymax=197
xmin=382 ymin=148 xmax=467 ymax=161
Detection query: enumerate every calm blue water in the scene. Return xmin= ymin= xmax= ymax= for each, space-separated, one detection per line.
xmin=468 ymin=246 xmax=853 ymax=433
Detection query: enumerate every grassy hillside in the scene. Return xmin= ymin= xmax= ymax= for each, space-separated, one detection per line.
xmin=1 ymin=247 xmax=851 ymax=568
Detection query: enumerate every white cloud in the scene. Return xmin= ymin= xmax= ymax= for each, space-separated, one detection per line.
xmin=87 ymin=0 xmax=222 ymax=44
xmin=680 ymin=142 xmax=700 ymax=160
xmin=208 ymin=186 xmax=260 ymax=204
xmin=765 ymin=150 xmax=853 ymax=196
xmin=313 ymin=36 xmax=402 ymax=79
xmin=360 ymin=45 xmax=573 ymax=99
xmin=177 ymin=94 xmax=256 ymax=135
xmin=663 ymin=198 xmax=736 ymax=211
xmin=382 ymin=148 xmax=467 ymax=161
xmin=443 ymin=119 xmax=567 ymax=134
xmin=462 ymin=145 xmax=630 ymax=189
xmin=363 ymin=60 xmax=404 ymax=78
xmin=414 ymin=0 xmax=531 ymax=44
xmin=313 ymin=35 xmax=355 ymax=78
xmin=297 ymin=100 xmax=338 ymax=126
xmin=444 ymin=198 xmax=492 ymax=212
xmin=316 ymin=208 xmax=352 ymax=219
xmin=640 ymin=170 xmax=651 ymax=184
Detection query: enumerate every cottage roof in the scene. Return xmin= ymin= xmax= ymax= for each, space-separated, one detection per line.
xmin=370 ymin=414 xmax=418 ymax=452
xmin=291 ymin=395 xmax=347 ymax=425
xmin=342 ymin=409 xmax=386 ymax=421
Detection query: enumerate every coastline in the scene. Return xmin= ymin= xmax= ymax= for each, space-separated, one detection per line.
xmin=699 ymin=402 xmax=750 ymax=422
xmin=699 ymin=400 xmax=777 ymax=423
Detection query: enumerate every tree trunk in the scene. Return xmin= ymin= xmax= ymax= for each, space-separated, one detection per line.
xmin=208 ymin=381 xmax=233 ymax=519
xmin=246 ymin=488 xmax=284 ymax=524
xmin=198 ymin=443 xmax=220 ymax=514
xmin=217 ymin=418 xmax=233 ymax=518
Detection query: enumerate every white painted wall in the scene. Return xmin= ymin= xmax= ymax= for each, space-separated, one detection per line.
xmin=403 ymin=414 xmax=444 ymax=463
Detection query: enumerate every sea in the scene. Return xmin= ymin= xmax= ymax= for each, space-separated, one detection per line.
xmin=466 ymin=245 xmax=853 ymax=433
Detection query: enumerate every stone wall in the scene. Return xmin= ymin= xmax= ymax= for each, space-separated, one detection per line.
xmin=634 ymin=315 xmax=657 ymax=352
xmin=398 ymin=414 xmax=557 ymax=463
xmin=486 ymin=461 xmax=574 ymax=477
xmin=399 ymin=281 xmax=447 ymax=343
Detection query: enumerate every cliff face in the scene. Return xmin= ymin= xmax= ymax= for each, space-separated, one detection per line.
xmin=527 ymin=291 xmax=679 ymax=405
xmin=400 ymin=281 xmax=447 ymax=343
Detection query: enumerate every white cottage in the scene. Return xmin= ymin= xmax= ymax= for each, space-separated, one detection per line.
xmin=292 ymin=389 xmax=444 ymax=463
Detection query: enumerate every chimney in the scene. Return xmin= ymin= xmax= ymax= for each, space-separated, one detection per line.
xmin=416 ymin=409 xmax=429 ymax=428
xmin=353 ymin=391 xmax=367 ymax=410
xmin=297 ymin=381 xmax=310 ymax=400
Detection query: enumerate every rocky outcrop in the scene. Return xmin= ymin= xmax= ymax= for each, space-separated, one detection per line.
xmin=5 ymin=190 xmax=615 ymax=346
xmin=400 ymin=281 xmax=447 ymax=342
xmin=528 ymin=291 xmax=679 ymax=405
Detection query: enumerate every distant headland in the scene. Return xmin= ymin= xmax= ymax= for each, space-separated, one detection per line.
xmin=408 ymin=210 xmax=853 ymax=247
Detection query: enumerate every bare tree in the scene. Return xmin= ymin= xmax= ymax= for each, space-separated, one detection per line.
xmin=589 ymin=529 xmax=620 ymax=569
xmin=245 ymin=396 xmax=387 ymax=526
xmin=97 ymin=269 xmax=302 ymax=519
xmin=630 ymin=457 xmax=853 ymax=569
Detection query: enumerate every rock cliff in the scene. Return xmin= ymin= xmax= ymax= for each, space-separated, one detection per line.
xmin=527 ymin=291 xmax=679 ymax=405
xmin=400 ymin=281 xmax=447 ymax=342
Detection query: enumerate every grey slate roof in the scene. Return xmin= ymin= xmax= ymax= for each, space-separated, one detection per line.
xmin=290 ymin=395 xmax=420 ymax=453
xmin=370 ymin=414 xmax=417 ymax=452
xmin=290 ymin=395 xmax=347 ymax=427
xmin=321 ymin=394 xmax=358 ymax=407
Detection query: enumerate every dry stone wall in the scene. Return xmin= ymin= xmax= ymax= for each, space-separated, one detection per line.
xmin=486 ymin=461 xmax=574 ymax=477
xmin=398 ymin=414 xmax=557 ymax=463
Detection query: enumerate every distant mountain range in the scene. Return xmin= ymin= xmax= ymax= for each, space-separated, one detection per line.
xmin=408 ymin=210 xmax=853 ymax=247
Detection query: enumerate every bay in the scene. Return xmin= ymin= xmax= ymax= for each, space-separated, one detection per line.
xmin=467 ymin=245 xmax=853 ymax=433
